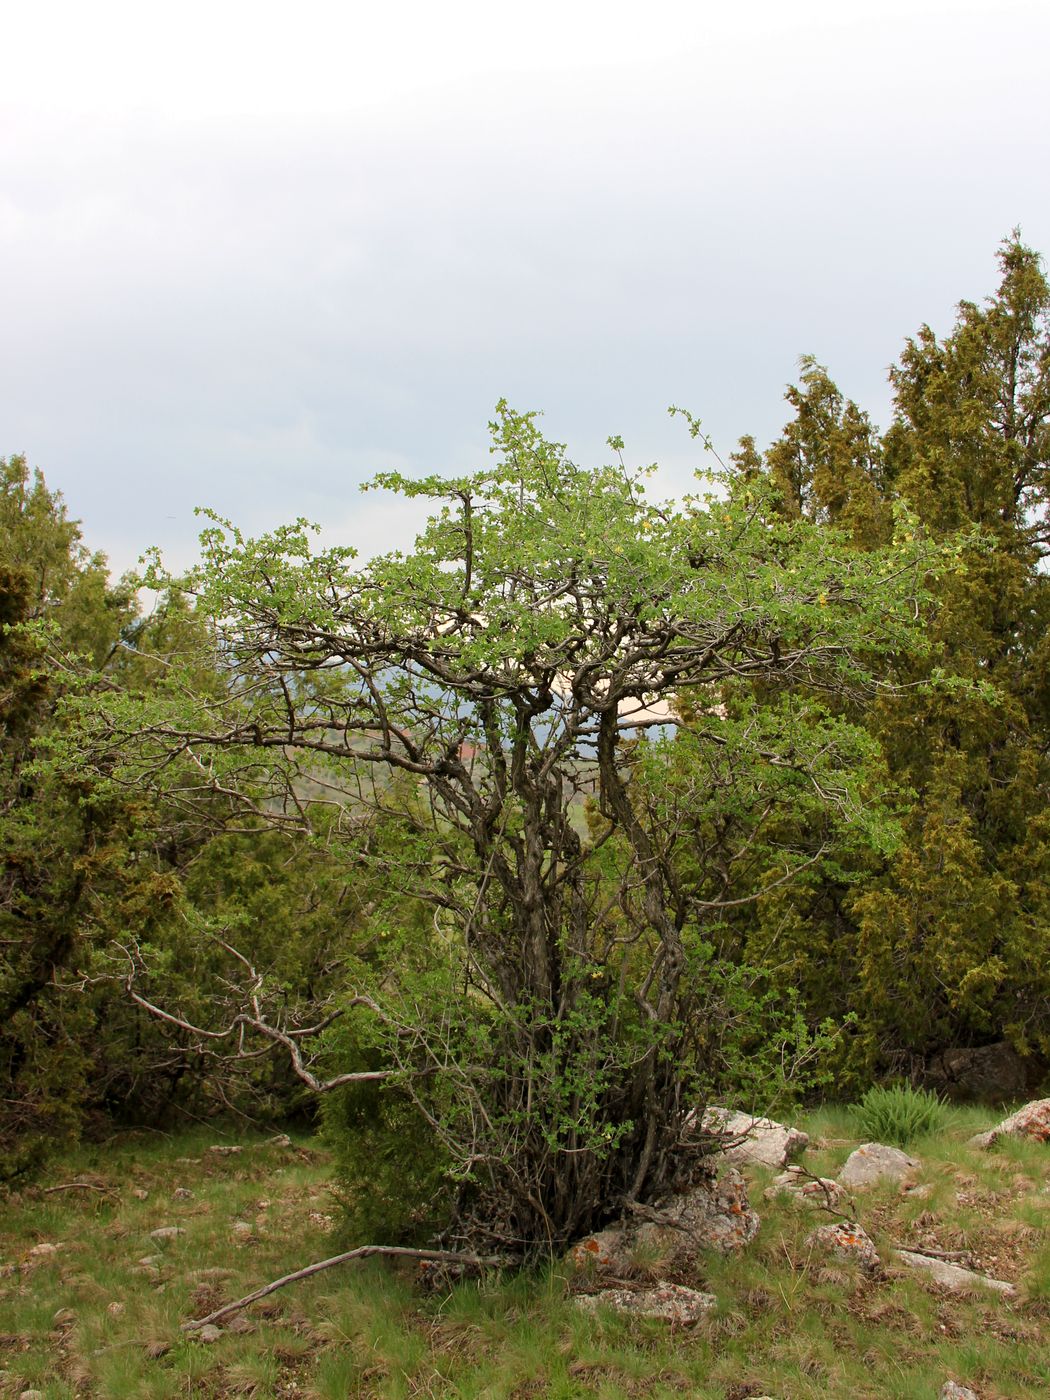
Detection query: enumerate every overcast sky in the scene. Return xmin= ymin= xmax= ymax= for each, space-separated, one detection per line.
xmin=4 ymin=0 xmax=1049 ymax=575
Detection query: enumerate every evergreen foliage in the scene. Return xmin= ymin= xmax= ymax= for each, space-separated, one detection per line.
xmin=724 ymin=236 xmax=1050 ymax=1087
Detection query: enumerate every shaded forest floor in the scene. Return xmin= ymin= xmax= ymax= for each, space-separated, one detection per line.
xmin=1 ymin=1108 xmax=1048 ymax=1399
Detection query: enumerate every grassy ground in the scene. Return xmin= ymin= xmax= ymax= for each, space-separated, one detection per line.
xmin=0 ymin=1106 xmax=1047 ymax=1399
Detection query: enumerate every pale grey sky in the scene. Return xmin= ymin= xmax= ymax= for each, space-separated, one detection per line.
xmin=3 ymin=0 xmax=1048 ymax=574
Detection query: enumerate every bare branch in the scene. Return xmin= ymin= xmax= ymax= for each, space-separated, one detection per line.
xmin=182 ymin=1245 xmax=507 ymax=1332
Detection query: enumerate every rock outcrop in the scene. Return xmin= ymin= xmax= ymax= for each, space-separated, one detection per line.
xmin=926 ymin=1042 xmax=1041 ymax=1101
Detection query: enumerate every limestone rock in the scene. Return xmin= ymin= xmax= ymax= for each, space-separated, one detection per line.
xmin=570 ymin=1167 xmax=760 ymax=1279
xmin=900 ymin=1182 xmax=933 ymax=1200
xmin=838 ymin=1143 xmax=919 ymax=1189
xmin=967 ymin=1098 xmax=1050 ymax=1150
xmin=700 ymin=1106 xmax=809 ymax=1169
xmin=764 ymin=1166 xmax=847 ymax=1210
xmin=635 ymin=1167 xmax=761 ymax=1266
xmin=805 ymin=1221 xmax=881 ymax=1273
xmin=927 ymin=1041 xmax=1040 ymax=1101
xmin=196 ymin=1323 xmax=224 ymax=1343
xmin=575 ymin=1281 xmax=715 ymax=1324
xmin=568 ymin=1228 xmax=627 ymax=1274
xmin=172 ymin=1187 xmax=194 ymax=1200
xmin=940 ymin=1383 xmax=979 ymax=1400
xmin=149 ymin=1226 xmax=185 ymax=1242
xmin=207 ymin=1144 xmax=243 ymax=1157
xmin=895 ymin=1249 xmax=1016 ymax=1297
xmin=28 ymin=1242 xmax=61 ymax=1258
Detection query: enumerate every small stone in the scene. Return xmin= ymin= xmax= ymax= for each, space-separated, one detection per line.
xmin=838 ymin=1143 xmax=919 ymax=1189
xmin=174 ymin=1157 xmax=201 ymax=1165
xmin=172 ymin=1187 xmax=194 ymax=1200
xmin=895 ymin=1250 xmax=1016 ymax=1297
xmin=224 ymin=1314 xmax=256 ymax=1335
xmin=575 ymin=1281 xmax=716 ymax=1324
xmin=106 ymin=1301 xmax=126 ymax=1318
xmin=230 ymin=1221 xmax=254 ymax=1237
xmin=149 ymin=1227 xmax=186 ymax=1243
xmin=28 ymin=1242 xmax=61 ymax=1257
xmin=19 ymin=1390 xmax=45 ymax=1399
xmin=805 ymin=1221 xmax=881 ymax=1273
xmin=138 ymin=1255 xmax=163 ymax=1268
xmin=132 ymin=1188 xmax=149 ymax=1201
xmin=940 ymin=1383 xmax=979 ymax=1400
xmin=196 ymin=1323 xmax=224 ymax=1343
xmin=267 ymin=1133 xmax=293 ymax=1148
xmin=207 ymin=1145 xmax=243 ymax=1156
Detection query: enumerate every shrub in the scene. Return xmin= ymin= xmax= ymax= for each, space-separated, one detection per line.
xmin=850 ymin=1082 xmax=947 ymax=1146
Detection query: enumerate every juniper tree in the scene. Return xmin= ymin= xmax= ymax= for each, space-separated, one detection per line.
xmin=853 ymin=236 xmax=1050 ymax=1070
xmin=721 ymin=237 xmax=1050 ymax=1083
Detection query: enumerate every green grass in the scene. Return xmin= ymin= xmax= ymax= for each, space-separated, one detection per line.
xmin=849 ymin=1085 xmax=949 ymax=1148
xmin=0 ymin=1107 xmax=1047 ymax=1398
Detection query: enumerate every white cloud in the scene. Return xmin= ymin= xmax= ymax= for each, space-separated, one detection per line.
xmin=2 ymin=1 xmax=1049 ymax=572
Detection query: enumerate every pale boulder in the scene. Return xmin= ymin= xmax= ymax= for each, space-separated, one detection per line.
xmin=701 ymin=1106 xmax=809 ymax=1169
xmin=967 ymin=1098 xmax=1050 ymax=1150
xmin=838 ymin=1142 xmax=919 ymax=1189
xmin=895 ymin=1250 xmax=1016 ymax=1297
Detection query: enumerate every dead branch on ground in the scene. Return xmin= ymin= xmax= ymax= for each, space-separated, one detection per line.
xmin=182 ymin=1245 xmax=506 ymax=1331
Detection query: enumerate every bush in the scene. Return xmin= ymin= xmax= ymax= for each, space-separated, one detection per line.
xmin=324 ymin=1077 xmax=452 ymax=1247
xmin=850 ymin=1082 xmax=947 ymax=1146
